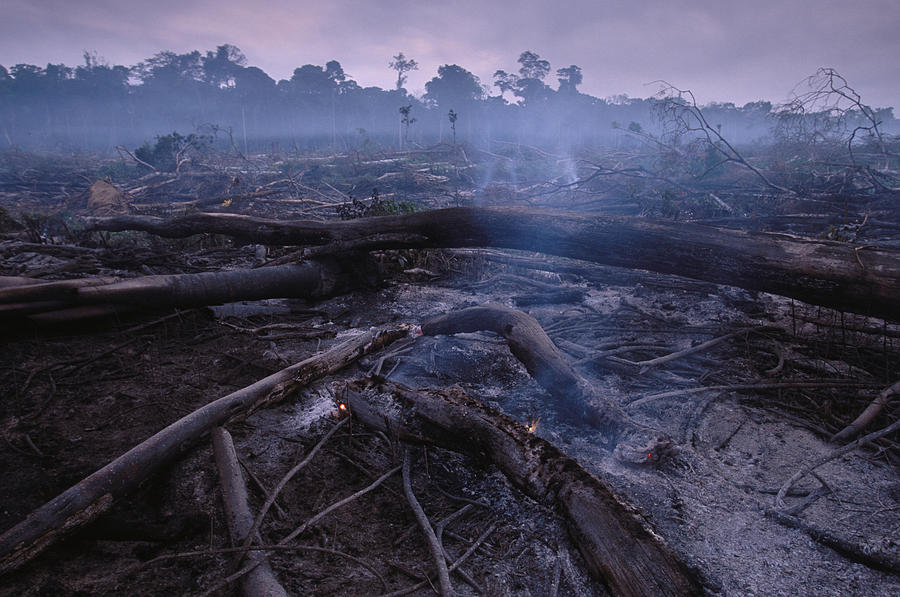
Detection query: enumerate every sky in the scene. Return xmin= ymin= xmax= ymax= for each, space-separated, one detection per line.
xmin=2 ymin=0 xmax=898 ymax=109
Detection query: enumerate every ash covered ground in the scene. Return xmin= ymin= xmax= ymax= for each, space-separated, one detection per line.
xmin=1 ymin=149 xmax=898 ymax=596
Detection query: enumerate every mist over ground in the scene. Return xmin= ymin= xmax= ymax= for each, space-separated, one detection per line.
xmin=2 ymin=46 xmax=896 ymax=155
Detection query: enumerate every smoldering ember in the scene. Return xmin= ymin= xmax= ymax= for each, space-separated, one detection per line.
xmin=0 ymin=49 xmax=899 ymax=597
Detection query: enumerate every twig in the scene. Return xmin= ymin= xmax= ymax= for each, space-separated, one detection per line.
xmin=329 ymin=449 xmax=403 ymax=500
xmin=279 ymin=464 xmax=402 ymax=545
xmin=122 ymin=309 xmax=198 ymax=334
xmin=21 ymin=335 xmax=144 ymax=393
xmin=115 ymin=145 xmax=158 ymax=172
xmin=235 ymin=418 xmax=349 ymax=565
xmin=433 ymin=485 xmax=491 ymax=509
xmin=236 ymin=455 xmax=288 ymax=520
xmin=549 ymin=548 xmax=563 ymax=597
xmin=435 ymin=505 xmax=481 ymax=592
xmin=23 ymin=434 xmax=44 ymax=458
xmin=97 ymin=544 xmax=387 ymax=592
xmin=215 ymin=463 xmax=401 ymax=594
xmin=779 ymin=487 xmax=831 ymax=517
xmin=402 ymin=449 xmax=453 ymax=596
xmin=571 ymin=344 xmax=672 ymax=367
xmin=381 ymin=523 xmax=497 ymax=597
xmin=633 ymin=329 xmax=747 ymax=372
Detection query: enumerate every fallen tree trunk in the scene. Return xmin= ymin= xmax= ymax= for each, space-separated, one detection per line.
xmin=88 ymin=207 xmax=900 ymax=321
xmin=344 ymin=378 xmax=704 ymax=597
xmin=421 ymin=304 xmax=677 ymax=464
xmin=0 ymin=324 xmax=410 ymax=576
xmin=0 ymin=258 xmax=371 ymax=320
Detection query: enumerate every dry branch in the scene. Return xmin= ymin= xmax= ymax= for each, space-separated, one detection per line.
xmin=401 ymin=450 xmax=453 ymax=596
xmin=345 ymin=378 xmax=703 ymax=597
xmin=233 ymin=418 xmax=349 ymax=566
xmin=764 ymin=509 xmax=900 ymax=573
xmin=776 ymin=416 xmax=900 ymax=510
xmin=87 ymin=207 xmax=900 ymax=321
xmin=0 ymin=324 xmax=410 ymax=575
xmin=831 ymin=380 xmax=900 ymax=442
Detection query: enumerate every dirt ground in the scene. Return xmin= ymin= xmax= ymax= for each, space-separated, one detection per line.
xmin=1 ymin=249 xmax=898 ymax=596
xmin=0 ymin=152 xmax=898 ymax=596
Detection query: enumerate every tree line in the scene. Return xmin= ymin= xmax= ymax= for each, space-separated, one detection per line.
xmin=0 ymin=45 xmax=894 ymax=155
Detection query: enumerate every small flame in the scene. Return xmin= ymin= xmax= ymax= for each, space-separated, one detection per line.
xmin=526 ymin=416 xmax=541 ymax=434
xmin=647 ymin=452 xmax=653 ymax=461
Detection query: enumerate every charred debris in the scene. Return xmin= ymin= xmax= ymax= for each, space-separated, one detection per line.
xmin=0 ymin=126 xmax=899 ymax=597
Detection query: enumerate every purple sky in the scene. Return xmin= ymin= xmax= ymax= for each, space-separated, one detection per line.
xmin=3 ymin=0 xmax=898 ymax=108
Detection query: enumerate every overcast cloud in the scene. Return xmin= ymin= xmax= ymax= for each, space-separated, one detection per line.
xmin=2 ymin=0 xmax=898 ymax=107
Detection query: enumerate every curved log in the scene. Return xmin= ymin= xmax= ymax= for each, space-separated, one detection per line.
xmin=421 ymin=304 xmax=677 ymax=463
xmin=88 ymin=208 xmax=900 ymax=321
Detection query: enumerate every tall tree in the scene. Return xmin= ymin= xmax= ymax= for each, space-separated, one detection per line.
xmin=556 ymin=65 xmax=582 ymax=94
xmin=290 ymin=64 xmax=336 ymax=95
xmin=201 ymin=44 xmax=247 ymax=88
xmin=424 ymin=64 xmax=483 ymax=107
xmin=398 ymin=104 xmax=415 ymax=146
xmin=492 ymin=70 xmax=518 ymax=101
xmin=517 ymin=51 xmax=550 ymax=80
xmin=514 ymin=51 xmax=552 ymax=105
xmin=135 ymin=50 xmax=203 ymax=87
xmin=389 ymin=52 xmax=418 ymax=91
xmin=448 ymin=108 xmax=458 ymax=144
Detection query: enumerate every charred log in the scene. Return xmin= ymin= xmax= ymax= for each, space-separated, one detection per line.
xmin=344 ymin=378 xmax=704 ymax=597
xmin=88 ymin=207 xmax=900 ymax=321
xmin=0 ymin=257 xmax=374 ymax=323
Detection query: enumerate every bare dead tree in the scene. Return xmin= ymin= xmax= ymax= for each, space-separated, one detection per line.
xmin=780 ymin=68 xmax=893 ymax=167
xmin=775 ymin=68 xmax=898 ymax=191
xmin=653 ymin=81 xmax=794 ymax=195
xmin=115 ymin=145 xmax=158 ymax=172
